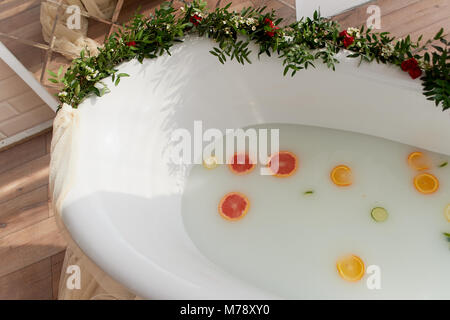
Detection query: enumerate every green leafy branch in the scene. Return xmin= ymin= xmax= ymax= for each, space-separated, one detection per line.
xmin=49 ymin=1 xmax=449 ymax=111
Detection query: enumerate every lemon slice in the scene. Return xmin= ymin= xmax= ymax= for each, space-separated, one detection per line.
xmin=203 ymin=156 xmax=219 ymax=169
xmin=371 ymin=207 xmax=388 ymax=222
xmin=445 ymin=204 xmax=450 ymax=222
xmin=336 ymin=255 xmax=365 ymax=282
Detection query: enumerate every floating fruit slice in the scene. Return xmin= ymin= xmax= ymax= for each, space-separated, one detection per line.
xmin=330 ymin=165 xmax=353 ymax=186
xmin=218 ymin=192 xmax=250 ymax=221
xmin=229 ymin=153 xmax=255 ymax=175
xmin=267 ymin=151 xmax=298 ymax=177
xmin=203 ymin=156 xmax=219 ymax=169
xmin=336 ymin=255 xmax=365 ymax=282
xmin=371 ymin=207 xmax=388 ymax=222
xmin=413 ymin=173 xmax=439 ymax=194
xmin=408 ymin=152 xmax=431 ymax=171
xmin=445 ymin=204 xmax=450 ymax=222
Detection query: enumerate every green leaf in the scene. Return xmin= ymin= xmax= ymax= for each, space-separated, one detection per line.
xmin=434 ymin=28 xmax=444 ymax=40
xmin=47 ymin=69 xmax=57 ymax=77
xmin=438 ymin=161 xmax=448 ymax=168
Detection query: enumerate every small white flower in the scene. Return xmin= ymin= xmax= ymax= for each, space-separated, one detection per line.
xmin=180 ymin=6 xmax=184 ymax=11
xmin=252 ymin=26 xmax=256 ymax=31
xmin=314 ymin=38 xmax=319 ymax=43
xmin=86 ymin=75 xmax=92 ymax=81
xmin=347 ymin=27 xmax=361 ymax=38
xmin=284 ymin=35 xmax=294 ymax=42
xmin=110 ymin=49 xmax=114 ymax=52
xmin=223 ymin=20 xmax=227 ymax=24
xmin=58 ymin=91 xmax=68 ymax=97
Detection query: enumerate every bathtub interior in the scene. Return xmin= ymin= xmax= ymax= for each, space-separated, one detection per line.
xmin=61 ymin=37 xmax=450 ymax=299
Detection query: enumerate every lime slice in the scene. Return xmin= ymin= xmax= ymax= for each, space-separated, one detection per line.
xmin=371 ymin=207 xmax=388 ymax=222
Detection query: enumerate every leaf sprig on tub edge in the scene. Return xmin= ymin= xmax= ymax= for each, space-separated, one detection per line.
xmin=49 ymin=0 xmax=450 ymax=111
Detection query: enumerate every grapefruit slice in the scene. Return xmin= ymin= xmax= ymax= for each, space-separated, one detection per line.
xmin=408 ymin=152 xmax=431 ymax=171
xmin=330 ymin=165 xmax=353 ymax=186
xmin=336 ymin=255 xmax=365 ymax=282
xmin=267 ymin=151 xmax=298 ymax=177
xmin=414 ymin=173 xmax=439 ymax=194
xmin=229 ymin=153 xmax=255 ymax=175
xmin=218 ymin=192 xmax=250 ymax=221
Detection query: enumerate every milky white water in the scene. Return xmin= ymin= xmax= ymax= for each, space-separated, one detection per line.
xmin=181 ymin=123 xmax=450 ymax=299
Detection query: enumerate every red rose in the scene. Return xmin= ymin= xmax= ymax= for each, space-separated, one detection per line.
xmin=408 ymin=67 xmax=422 ymax=79
xmin=264 ymin=18 xmax=278 ymax=37
xmin=343 ymin=36 xmax=354 ymax=48
xmin=264 ymin=18 xmax=274 ymax=28
xmin=339 ymin=30 xmax=349 ymax=38
xmin=400 ymin=58 xmax=418 ymax=71
xmin=339 ymin=30 xmax=354 ymax=48
xmin=126 ymin=41 xmax=136 ymax=47
xmin=190 ymin=14 xmax=202 ymax=26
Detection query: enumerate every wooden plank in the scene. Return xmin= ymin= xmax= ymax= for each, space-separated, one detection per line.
xmin=0 ymin=216 xmax=66 ymax=277
xmin=0 ymin=0 xmax=41 ymax=22
xmin=51 ymin=250 xmax=66 ymax=299
xmin=0 ymin=133 xmax=46 ymax=175
xmin=0 ymin=185 xmax=49 ymax=239
xmin=333 ymin=0 xmax=449 ymax=37
xmin=45 ymin=131 xmax=52 ymax=154
xmin=0 ymin=154 xmax=50 ymax=205
xmin=384 ymin=0 xmax=449 ymax=39
xmin=0 ymin=257 xmax=53 ymax=300
xmin=0 ymin=75 xmax=31 ymax=102
xmin=333 ymin=0 xmax=422 ymax=27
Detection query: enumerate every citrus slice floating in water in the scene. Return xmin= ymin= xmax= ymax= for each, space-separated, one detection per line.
xmin=408 ymin=152 xmax=431 ymax=171
xmin=336 ymin=255 xmax=365 ymax=282
xmin=445 ymin=204 xmax=450 ymax=222
xmin=413 ymin=173 xmax=439 ymax=194
xmin=267 ymin=151 xmax=298 ymax=177
xmin=371 ymin=207 xmax=388 ymax=222
xmin=229 ymin=153 xmax=255 ymax=175
xmin=330 ymin=165 xmax=353 ymax=187
xmin=218 ymin=192 xmax=250 ymax=221
xmin=203 ymin=156 xmax=219 ymax=169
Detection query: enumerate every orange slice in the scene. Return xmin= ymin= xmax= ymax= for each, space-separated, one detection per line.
xmin=330 ymin=165 xmax=353 ymax=187
xmin=408 ymin=152 xmax=431 ymax=171
xmin=267 ymin=151 xmax=298 ymax=177
xmin=229 ymin=153 xmax=255 ymax=175
xmin=444 ymin=204 xmax=450 ymax=222
xmin=218 ymin=192 xmax=250 ymax=221
xmin=336 ymin=255 xmax=365 ymax=282
xmin=413 ymin=173 xmax=439 ymax=194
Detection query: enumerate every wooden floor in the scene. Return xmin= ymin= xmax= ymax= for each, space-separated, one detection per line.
xmin=0 ymin=130 xmax=66 ymax=299
xmin=0 ymin=0 xmax=448 ymax=299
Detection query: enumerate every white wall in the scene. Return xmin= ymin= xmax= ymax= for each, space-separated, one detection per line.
xmin=296 ymin=0 xmax=372 ymax=18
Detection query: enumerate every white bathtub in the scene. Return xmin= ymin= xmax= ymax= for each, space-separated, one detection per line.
xmin=59 ymin=37 xmax=450 ymax=299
